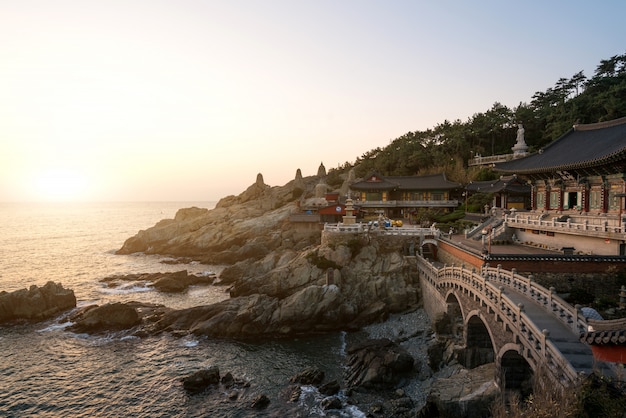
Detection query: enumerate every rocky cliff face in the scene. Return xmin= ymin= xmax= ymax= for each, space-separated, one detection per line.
xmin=146 ymin=235 xmax=421 ymax=338
xmin=113 ymin=172 xmax=421 ymax=339
xmin=116 ymin=175 xmax=322 ymax=264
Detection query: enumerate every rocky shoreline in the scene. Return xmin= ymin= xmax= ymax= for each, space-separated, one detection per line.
xmin=0 ymin=281 xmax=76 ymax=324
xmin=1 ymin=171 xmax=500 ymax=416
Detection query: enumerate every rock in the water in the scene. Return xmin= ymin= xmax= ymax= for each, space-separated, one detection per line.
xmin=181 ymin=366 xmax=220 ymax=393
xmin=221 ymin=372 xmax=235 ymax=388
xmin=290 ymin=366 xmax=325 ymax=386
xmin=320 ymin=396 xmax=342 ymax=410
xmin=68 ymin=302 xmax=141 ymax=333
xmin=0 ymin=281 xmax=76 ymax=324
xmin=100 ymin=270 xmax=214 ymax=293
xmin=288 ymin=385 xmax=302 ymax=402
xmin=319 ymin=380 xmax=341 ymax=396
xmin=250 ymin=393 xmax=270 ymax=409
xmin=345 ymin=338 xmax=414 ymax=389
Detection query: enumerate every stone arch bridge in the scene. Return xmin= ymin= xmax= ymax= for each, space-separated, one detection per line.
xmin=417 ymin=256 xmax=602 ymax=391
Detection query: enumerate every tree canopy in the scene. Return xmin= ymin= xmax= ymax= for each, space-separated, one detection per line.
xmin=334 ymin=53 xmax=626 ymax=184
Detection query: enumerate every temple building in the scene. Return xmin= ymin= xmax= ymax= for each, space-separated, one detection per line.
xmin=349 ymin=172 xmax=461 ymax=221
xmin=494 ymin=116 xmax=626 ymax=255
xmin=466 ymin=175 xmax=531 ymax=210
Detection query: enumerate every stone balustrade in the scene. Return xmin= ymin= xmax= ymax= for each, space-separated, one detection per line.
xmin=506 ymin=213 xmax=625 ymax=238
xmin=417 ymin=257 xmax=582 ymax=386
xmin=323 ymin=223 xmax=441 ymax=238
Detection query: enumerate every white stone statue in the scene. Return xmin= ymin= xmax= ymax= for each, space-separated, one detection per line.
xmin=512 ymin=123 xmax=528 ymax=156
xmin=516 ymin=124 xmax=525 ymax=143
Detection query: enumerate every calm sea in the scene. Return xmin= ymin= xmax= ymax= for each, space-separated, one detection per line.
xmin=0 ymin=202 xmax=361 ymax=417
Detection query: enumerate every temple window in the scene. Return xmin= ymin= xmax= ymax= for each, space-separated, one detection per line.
xmin=366 ymin=192 xmax=382 ymax=201
xmin=550 ymin=191 xmax=560 ymax=209
xmin=536 ymin=191 xmax=545 ymax=208
xmin=590 ymin=190 xmax=601 ymax=210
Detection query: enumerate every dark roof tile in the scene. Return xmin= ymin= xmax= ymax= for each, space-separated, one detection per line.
xmin=350 ymin=172 xmax=461 ymax=191
xmin=495 ymin=117 xmax=626 ymax=174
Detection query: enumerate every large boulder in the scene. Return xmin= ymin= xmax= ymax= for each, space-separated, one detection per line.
xmin=181 ymin=366 xmax=220 ymax=393
xmin=270 ymin=284 xmax=349 ymax=333
xmin=289 ymin=366 xmax=325 ymax=385
xmin=422 ymin=363 xmax=499 ymax=418
xmin=153 ymin=294 xmax=280 ymax=338
xmin=68 ymin=302 xmax=142 ymax=333
xmin=0 ymin=281 xmax=76 ymax=324
xmin=100 ymin=270 xmax=215 ymax=293
xmin=345 ymin=338 xmax=415 ymax=390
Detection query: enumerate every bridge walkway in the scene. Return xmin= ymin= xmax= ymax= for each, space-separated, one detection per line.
xmin=503 ymin=286 xmax=598 ymax=375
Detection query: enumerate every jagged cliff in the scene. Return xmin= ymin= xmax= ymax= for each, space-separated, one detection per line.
xmin=110 ymin=170 xmax=421 ymax=339
xmin=116 ymin=172 xmax=322 ymax=264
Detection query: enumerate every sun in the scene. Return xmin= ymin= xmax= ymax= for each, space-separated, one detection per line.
xmin=33 ymin=168 xmax=90 ymax=201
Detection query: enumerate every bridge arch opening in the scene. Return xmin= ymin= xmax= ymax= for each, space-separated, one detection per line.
xmin=421 ymin=240 xmax=438 ymax=260
xmin=444 ymin=293 xmax=463 ymax=339
xmin=499 ymin=349 xmax=533 ymax=398
xmin=463 ymin=315 xmax=495 ymax=368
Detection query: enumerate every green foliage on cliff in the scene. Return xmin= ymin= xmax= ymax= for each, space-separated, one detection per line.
xmin=328 ymin=53 xmax=626 ymax=183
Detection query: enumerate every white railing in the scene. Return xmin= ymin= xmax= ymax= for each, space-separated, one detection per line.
xmin=323 ymin=223 xmax=441 ymax=238
xmin=355 ymin=200 xmax=459 ymax=207
xmin=468 ymin=153 xmax=518 ymax=166
xmin=506 ymin=213 xmax=625 ymax=237
xmin=417 ymin=257 xmax=582 ymax=385
xmin=481 ymin=264 xmax=587 ymax=334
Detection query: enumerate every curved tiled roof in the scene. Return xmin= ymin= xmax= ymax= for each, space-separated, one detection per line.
xmin=466 ymin=175 xmax=530 ymax=194
xmin=580 ymin=318 xmax=626 ymax=346
xmin=495 ymin=117 xmax=626 ymax=174
xmin=350 ymin=172 xmax=461 ymax=191
xmin=580 ymin=329 xmax=626 ymax=345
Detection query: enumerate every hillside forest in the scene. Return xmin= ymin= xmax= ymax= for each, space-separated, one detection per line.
xmin=326 ymin=53 xmax=626 ymax=188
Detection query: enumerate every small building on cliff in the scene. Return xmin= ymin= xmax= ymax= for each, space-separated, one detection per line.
xmin=349 ymin=172 xmax=461 ymax=221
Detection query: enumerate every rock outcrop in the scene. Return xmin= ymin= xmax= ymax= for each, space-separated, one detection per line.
xmin=68 ymin=301 xmax=171 ymax=334
xmin=0 ymin=281 xmax=76 ymax=324
xmin=181 ymin=366 xmax=221 ymax=393
xmin=421 ymin=363 xmax=499 ymax=418
xmin=289 ymin=366 xmax=325 ymax=385
xmin=100 ymin=270 xmax=216 ymax=293
xmin=115 ymin=174 xmax=324 ymax=264
xmin=112 ymin=171 xmax=421 ymax=340
xmin=345 ymin=338 xmax=415 ymax=390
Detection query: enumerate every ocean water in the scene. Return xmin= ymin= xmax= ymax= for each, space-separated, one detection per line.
xmin=0 ymin=202 xmax=362 ymax=417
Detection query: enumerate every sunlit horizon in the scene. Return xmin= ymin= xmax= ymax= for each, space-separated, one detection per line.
xmin=2 ymin=1 xmax=625 ymax=203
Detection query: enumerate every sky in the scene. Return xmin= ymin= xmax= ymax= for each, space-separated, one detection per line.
xmin=1 ymin=1 xmax=625 ymax=202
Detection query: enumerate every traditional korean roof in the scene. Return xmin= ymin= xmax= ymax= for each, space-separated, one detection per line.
xmin=580 ymin=318 xmax=626 ymax=346
xmin=495 ymin=116 xmax=626 ymax=175
xmin=349 ymin=172 xmax=461 ymax=191
xmin=466 ymin=175 xmax=530 ymax=194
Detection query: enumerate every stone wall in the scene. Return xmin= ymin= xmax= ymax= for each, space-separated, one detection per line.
xmin=419 ymin=275 xmax=447 ymax=320
xmin=321 ymin=231 xmax=420 ymax=256
xmin=436 ymin=240 xmax=483 ymax=270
